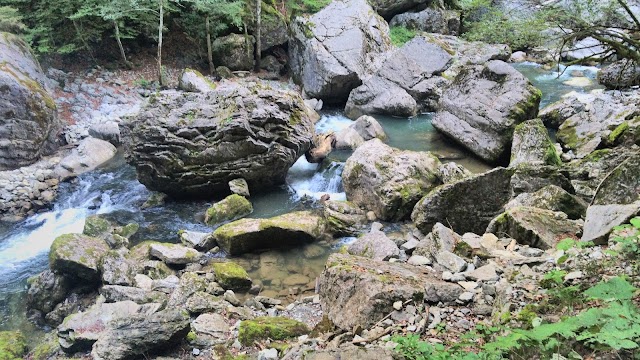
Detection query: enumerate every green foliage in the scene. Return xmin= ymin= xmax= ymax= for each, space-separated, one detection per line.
xmin=540 ymin=270 xmax=567 ymax=289
xmin=389 ymin=26 xmax=415 ymax=47
xmin=610 ymin=217 xmax=640 ymax=265
xmin=391 ymin=334 xmax=501 ymax=360
xmin=461 ymin=5 xmax=551 ymax=50
xmin=484 ymin=277 xmax=640 ymax=357
xmin=0 ymin=6 xmax=26 ymax=33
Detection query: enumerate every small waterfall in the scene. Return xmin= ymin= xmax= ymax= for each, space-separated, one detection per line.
xmin=287 ymin=157 xmax=346 ymax=201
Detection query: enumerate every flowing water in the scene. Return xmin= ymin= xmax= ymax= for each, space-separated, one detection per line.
xmin=0 ymin=62 xmax=591 ymax=339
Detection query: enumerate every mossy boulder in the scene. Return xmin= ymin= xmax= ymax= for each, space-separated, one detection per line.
xmin=510 ymin=118 xmax=561 ymax=167
xmin=0 ymin=331 xmax=27 ymax=360
xmin=322 ymin=200 xmax=367 ymax=236
xmin=123 ymin=81 xmax=315 ymax=198
xmin=487 ymin=206 xmax=582 ymax=249
xmin=238 ymin=317 xmax=309 ymax=346
xmin=209 ymin=261 xmax=252 ymax=291
xmin=213 ymin=211 xmax=326 ymax=255
xmin=211 ymin=34 xmax=255 ymax=71
xmin=83 ymin=215 xmax=112 ymax=238
xmin=178 ymin=68 xmax=216 ymax=93
xmin=205 ymin=194 xmax=253 ymax=226
xmin=342 ymin=139 xmax=442 ymax=221
xmin=553 ymin=91 xmax=640 ymax=158
xmin=28 ymin=333 xmax=59 ymax=360
xmin=114 ymin=222 xmax=139 ymax=239
xmin=49 ymin=233 xmax=110 ymax=281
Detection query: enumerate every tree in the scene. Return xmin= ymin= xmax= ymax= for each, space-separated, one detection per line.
xmin=254 ymin=0 xmax=261 ymax=71
xmin=0 ymin=6 xmax=26 ymax=33
xmin=190 ymin=0 xmax=243 ymax=74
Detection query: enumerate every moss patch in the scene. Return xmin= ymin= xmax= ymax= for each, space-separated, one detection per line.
xmin=83 ymin=215 xmax=112 ymax=237
xmin=0 ymin=331 xmax=27 ymax=360
xmin=238 ymin=317 xmax=310 ymax=346
xmin=608 ymin=121 xmax=629 ymax=144
xmin=210 ymin=261 xmax=251 ymax=291
xmin=205 ymin=194 xmax=253 ymax=226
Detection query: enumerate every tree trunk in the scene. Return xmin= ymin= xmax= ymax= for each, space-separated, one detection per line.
xmin=114 ymin=21 xmax=131 ymax=69
xmin=157 ymin=0 xmax=165 ymax=86
xmin=73 ymin=19 xmax=95 ymax=63
xmin=254 ymin=0 xmax=261 ymax=72
xmin=305 ymin=133 xmax=336 ymax=163
xmin=206 ymin=15 xmax=214 ymax=75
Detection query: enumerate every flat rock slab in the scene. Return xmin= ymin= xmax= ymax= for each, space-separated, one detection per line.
xmin=213 ymin=211 xmax=325 ymax=255
xmin=150 ymin=243 xmax=202 ymax=265
xmin=319 ymin=253 xmax=462 ymax=330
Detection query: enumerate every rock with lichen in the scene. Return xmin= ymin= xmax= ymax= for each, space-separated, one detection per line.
xmin=204 ymin=194 xmax=253 ymax=226
xmin=207 ymin=262 xmax=252 ymax=291
xmin=213 ymin=211 xmax=325 ymax=255
xmin=432 ymin=60 xmax=541 ymax=164
xmin=510 ymin=118 xmax=561 ymax=167
xmin=49 ymin=233 xmax=110 ymax=281
xmin=123 ymin=80 xmax=316 ymax=198
xmin=0 ymin=31 xmax=60 ymax=170
xmin=342 ymin=139 xmax=442 ymax=221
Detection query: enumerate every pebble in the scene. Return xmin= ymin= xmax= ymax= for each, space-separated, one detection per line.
xmin=458 ymin=292 xmax=474 ymax=302
xmin=258 ymin=348 xmax=278 ymax=360
xmin=192 ymin=348 xmax=201 ymax=356
xmin=393 ymin=301 xmax=403 ymax=310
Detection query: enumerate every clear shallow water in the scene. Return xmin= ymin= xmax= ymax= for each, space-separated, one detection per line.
xmin=511 ymin=62 xmax=604 ymax=108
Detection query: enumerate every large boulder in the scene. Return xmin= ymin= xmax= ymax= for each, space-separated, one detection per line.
xmin=53 ymin=137 xmax=117 ymax=180
xmin=432 ymin=60 xmax=541 ymax=164
xmin=510 ymin=118 xmax=561 ymax=167
xmin=255 ymin=7 xmax=289 ymax=52
xmin=213 ymin=211 xmax=325 ymax=255
xmin=49 ymin=233 xmax=110 ymax=281
xmin=345 ymin=36 xmax=453 ymax=118
xmin=342 ymin=139 xmax=442 ymax=221
xmin=554 ymin=91 xmax=640 ymax=158
xmin=319 ymin=254 xmax=463 ymax=330
xmin=334 ymin=115 xmax=387 ymax=150
xmin=389 ymin=8 xmax=461 ymax=35
xmin=367 ymin=0 xmax=425 ymax=18
xmin=208 ymin=261 xmax=252 ymax=291
xmin=123 ymin=81 xmax=315 ymax=197
xmin=289 ymin=0 xmax=391 ymax=103
xmin=412 ymin=167 xmax=514 ymax=235
xmin=597 ymin=60 xmax=640 ymax=89
xmin=27 ymin=270 xmax=72 ymax=314
xmin=91 ymin=308 xmax=190 ymax=360
xmin=0 ymin=32 xmax=60 ymax=170
xmin=582 ymin=151 xmax=640 ymax=244
xmin=347 ymin=223 xmax=400 ymax=260
xmin=178 ymin=68 xmax=216 ymax=93
xmin=149 ymin=243 xmax=202 ymax=265
xmin=487 ymin=206 xmax=582 ymax=249
xmin=211 ymin=34 xmax=254 ymax=71
xmin=238 ymin=317 xmax=310 ymax=346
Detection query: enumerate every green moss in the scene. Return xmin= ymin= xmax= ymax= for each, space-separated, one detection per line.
xmin=185 ymin=330 xmax=197 ymax=343
xmin=390 ymin=26 xmax=416 ymax=47
xmin=211 ymin=261 xmax=251 ymax=291
xmin=205 ymin=194 xmax=253 ymax=226
xmin=115 ymin=223 xmax=139 ymax=239
xmin=238 ymin=317 xmax=310 ymax=346
xmin=29 ymin=334 xmax=59 ymax=360
xmin=556 ymin=126 xmax=579 ymax=150
xmin=517 ymin=304 xmax=539 ymax=328
xmin=83 ymin=215 xmax=111 ymax=237
xmin=608 ymin=121 xmax=629 ymax=144
xmin=0 ymin=331 xmax=27 ymax=360
xmin=543 ymin=142 xmax=562 ymax=166
xmin=48 ymin=233 xmax=76 ymax=265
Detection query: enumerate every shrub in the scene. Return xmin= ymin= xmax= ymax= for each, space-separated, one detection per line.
xmin=390 ymin=26 xmax=416 ymax=47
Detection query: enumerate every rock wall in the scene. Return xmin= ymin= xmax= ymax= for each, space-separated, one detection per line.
xmin=0 ymin=32 xmax=60 ymax=170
